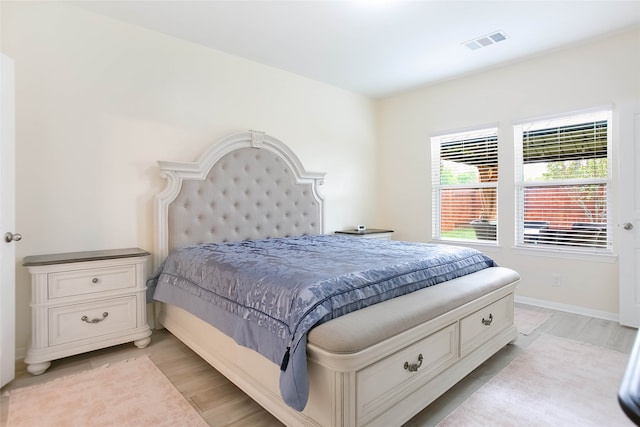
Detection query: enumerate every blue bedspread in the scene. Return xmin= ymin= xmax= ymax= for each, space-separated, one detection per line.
xmin=149 ymin=234 xmax=497 ymax=410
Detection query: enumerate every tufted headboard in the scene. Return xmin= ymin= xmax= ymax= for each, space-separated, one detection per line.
xmin=153 ymin=130 xmax=325 ymax=267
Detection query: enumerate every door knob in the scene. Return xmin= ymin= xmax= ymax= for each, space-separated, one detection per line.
xmin=4 ymin=232 xmax=22 ymax=243
xmin=623 ymin=223 xmax=634 ymax=231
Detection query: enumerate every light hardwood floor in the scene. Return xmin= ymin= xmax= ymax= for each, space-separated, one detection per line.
xmin=2 ymin=303 xmax=637 ymax=427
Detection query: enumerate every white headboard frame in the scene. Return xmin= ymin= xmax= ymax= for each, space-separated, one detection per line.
xmin=154 ymin=130 xmax=326 ymax=268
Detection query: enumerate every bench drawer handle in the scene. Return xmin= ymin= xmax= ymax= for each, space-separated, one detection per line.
xmin=482 ymin=313 xmax=493 ymax=326
xmin=404 ymin=354 xmax=423 ymax=372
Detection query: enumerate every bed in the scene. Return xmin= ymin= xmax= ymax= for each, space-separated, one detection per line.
xmin=150 ymin=130 xmax=520 ymax=427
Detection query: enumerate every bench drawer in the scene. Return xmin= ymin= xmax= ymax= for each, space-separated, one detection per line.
xmin=356 ymin=323 xmax=457 ymax=425
xmin=460 ymin=294 xmax=513 ymax=356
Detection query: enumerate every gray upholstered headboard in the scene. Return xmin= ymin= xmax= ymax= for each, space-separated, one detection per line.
xmin=153 ymin=130 xmax=325 ymax=268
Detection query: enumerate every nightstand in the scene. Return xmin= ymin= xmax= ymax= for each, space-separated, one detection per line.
xmin=23 ymin=248 xmax=152 ymax=375
xmin=335 ymin=229 xmax=394 ymax=240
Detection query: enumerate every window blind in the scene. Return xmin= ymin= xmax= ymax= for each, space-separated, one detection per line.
xmin=523 ymin=120 xmax=608 ymax=165
xmin=515 ymin=112 xmax=611 ymax=250
xmin=432 ymin=128 xmax=498 ymax=242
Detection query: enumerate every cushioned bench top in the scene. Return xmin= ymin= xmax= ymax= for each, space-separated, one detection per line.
xmin=307 ymin=266 xmax=520 ymax=354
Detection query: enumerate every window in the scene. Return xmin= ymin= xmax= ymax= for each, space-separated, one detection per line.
xmin=431 ymin=127 xmax=498 ymax=242
xmin=514 ymin=110 xmax=612 ymax=250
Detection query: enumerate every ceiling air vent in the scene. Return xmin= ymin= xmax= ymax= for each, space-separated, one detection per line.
xmin=463 ymin=31 xmax=508 ymax=51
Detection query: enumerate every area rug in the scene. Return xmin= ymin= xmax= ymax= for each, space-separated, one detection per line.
xmin=515 ymin=306 xmax=551 ymax=335
xmin=4 ymin=356 xmax=208 ymax=427
xmin=437 ymin=334 xmax=633 ymax=426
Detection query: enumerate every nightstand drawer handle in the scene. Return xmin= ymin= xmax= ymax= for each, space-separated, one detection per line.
xmin=81 ymin=312 xmax=109 ymax=324
xmin=91 ymin=278 xmax=99 ymax=284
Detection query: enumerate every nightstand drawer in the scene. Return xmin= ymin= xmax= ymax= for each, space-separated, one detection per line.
xmin=48 ymin=265 xmax=137 ymax=299
xmin=48 ymin=296 xmax=137 ymax=346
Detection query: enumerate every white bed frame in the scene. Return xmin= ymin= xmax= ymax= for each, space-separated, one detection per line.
xmin=153 ymin=130 xmax=519 ymax=426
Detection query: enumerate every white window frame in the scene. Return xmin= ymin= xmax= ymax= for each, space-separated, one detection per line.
xmin=513 ymin=110 xmax=613 ymax=255
xmin=431 ymin=126 xmax=499 ymax=244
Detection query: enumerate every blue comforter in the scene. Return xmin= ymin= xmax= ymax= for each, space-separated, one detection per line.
xmin=149 ymin=234 xmax=497 ymax=410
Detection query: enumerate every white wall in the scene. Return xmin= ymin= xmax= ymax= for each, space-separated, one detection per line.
xmin=377 ymin=27 xmax=640 ymax=318
xmin=1 ymin=2 xmax=378 ymax=357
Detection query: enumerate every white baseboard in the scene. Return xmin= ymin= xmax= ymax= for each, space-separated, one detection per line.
xmin=15 ymin=346 xmax=26 ymax=361
xmin=515 ymin=295 xmax=619 ymax=323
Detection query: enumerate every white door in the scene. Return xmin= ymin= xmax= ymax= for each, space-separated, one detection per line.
xmin=618 ymin=105 xmax=640 ymax=327
xmin=0 ymin=53 xmax=17 ymax=387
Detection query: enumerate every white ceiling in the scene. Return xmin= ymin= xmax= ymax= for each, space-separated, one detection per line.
xmin=71 ymin=1 xmax=640 ymax=98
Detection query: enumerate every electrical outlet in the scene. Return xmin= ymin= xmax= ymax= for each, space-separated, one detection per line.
xmin=552 ymin=274 xmax=562 ymax=287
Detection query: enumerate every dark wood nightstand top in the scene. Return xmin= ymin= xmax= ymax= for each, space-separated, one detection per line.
xmin=23 ymin=248 xmax=150 ymax=266
xmin=335 ymin=229 xmax=394 ymax=236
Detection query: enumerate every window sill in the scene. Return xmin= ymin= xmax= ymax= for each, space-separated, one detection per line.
xmin=512 ymin=244 xmax=617 ymax=263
